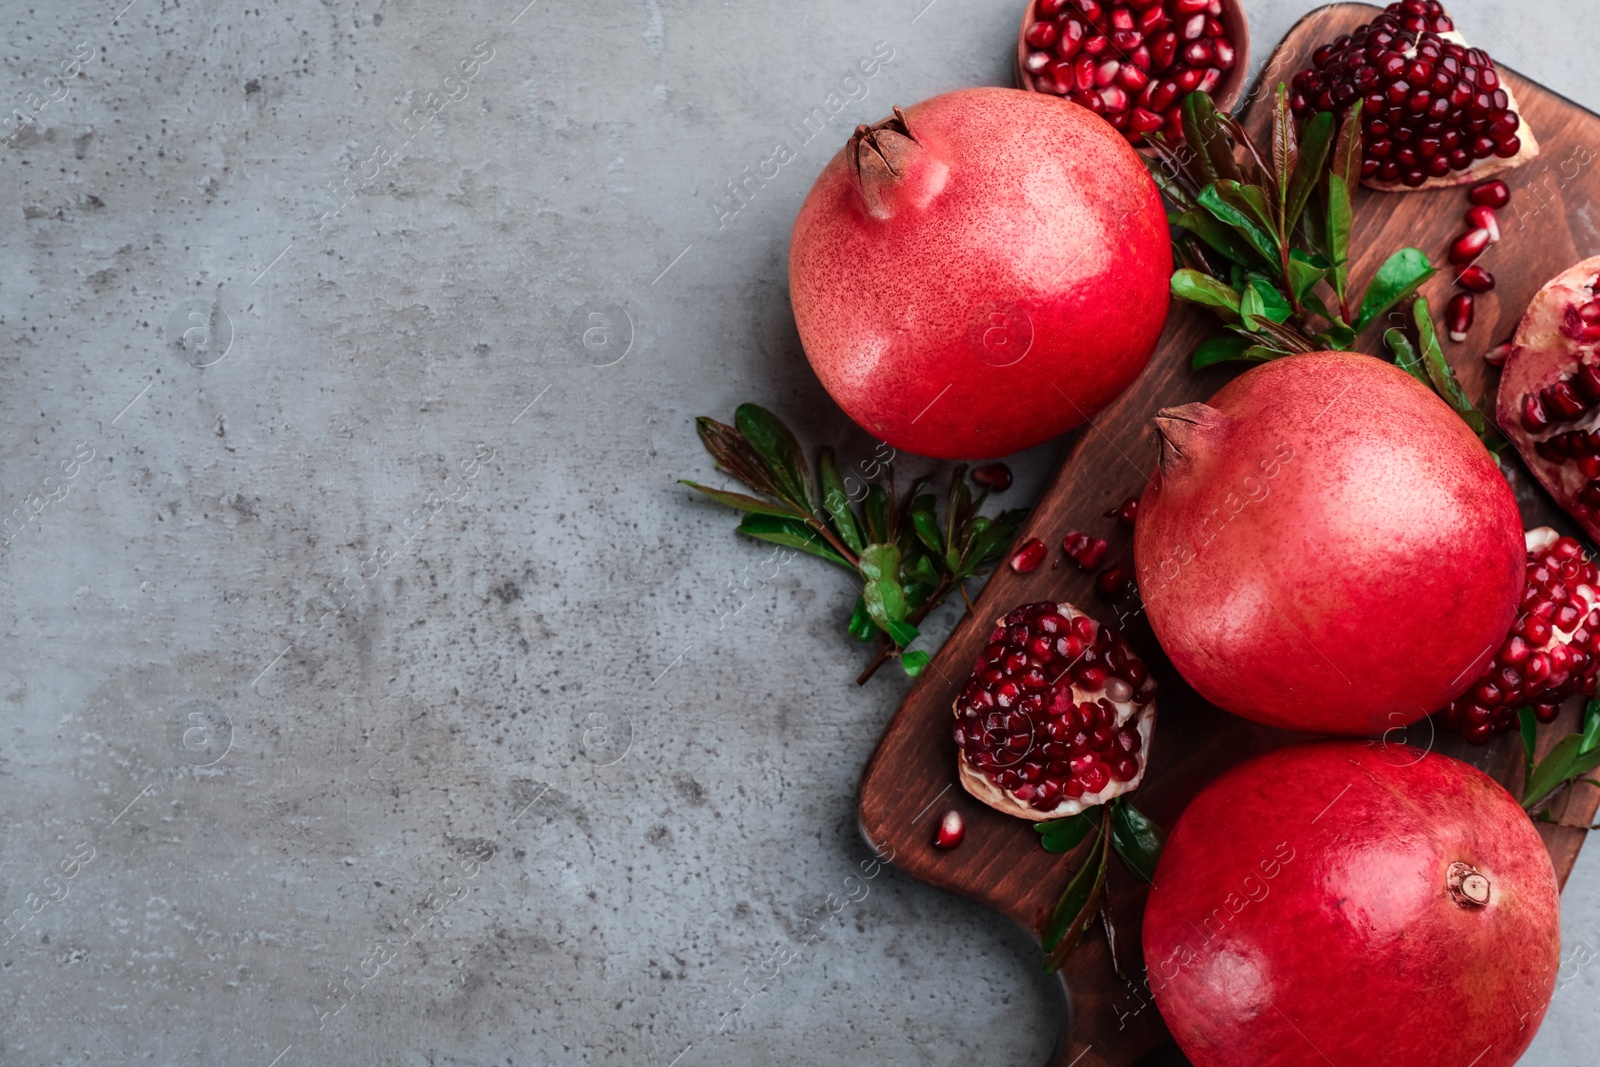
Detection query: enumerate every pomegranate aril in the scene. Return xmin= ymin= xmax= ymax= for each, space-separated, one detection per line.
xmin=1063 ymin=532 xmax=1110 ymax=570
xmin=1011 ymin=538 xmax=1048 ymax=573
xmin=1543 ymin=381 xmax=1589 ymax=421
xmin=1466 ymin=204 xmax=1501 ymax=242
xmin=1096 ymin=565 xmax=1136 ymax=600
xmin=1447 ymin=293 xmax=1475 ymax=343
xmin=1470 ymin=178 xmax=1511 ymax=207
xmin=1521 ymin=394 xmax=1551 ymax=432
xmin=972 ymin=462 xmax=1013 ymax=491
xmin=1026 ymin=20 xmax=1059 ymax=48
xmin=1106 ymin=496 xmax=1139 ymax=526
xmin=1057 ymin=18 xmax=1087 ymax=58
xmin=934 ymin=810 xmax=965 ymax=849
xmin=1456 ymin=265 xmax=1495 ymax=292
xmin=1450 ymin=228 xmax=1492 ymax=264
xmin=1151 ymin=31 xmax=1178 ymax=69
xmin=1039 ymin=0 xmax=1069 ymax=14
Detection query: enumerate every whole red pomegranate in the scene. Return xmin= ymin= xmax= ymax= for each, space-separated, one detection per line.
xmin=789 ymin=88 xmax=1170 ymax=460
xmin=1134 ymin=351 xmax=1523 ymax=734
xmin=1498 ymin=255 xmax=1600 ymax=541
xmin=952 ymin=600 xmax=1155 ymax=818
xmin=1144 ymin=741 xmax=1560 ymax=1067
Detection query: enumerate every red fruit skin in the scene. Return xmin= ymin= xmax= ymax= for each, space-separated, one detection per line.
xmin=1144 ymin=741 xmax=1559 ymax=1067
xmin=1134 ymin=351 xmax=1523 ymax=734
xmin=789 ymin=88 xmax=1171 ymax=460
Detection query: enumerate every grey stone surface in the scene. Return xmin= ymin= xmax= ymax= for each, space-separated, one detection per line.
xmin=1 ymin=0 xmax=1597 ymax=1064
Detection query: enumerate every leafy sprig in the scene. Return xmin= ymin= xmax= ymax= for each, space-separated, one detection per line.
xmin=1522 ymin=699 xmax=1600 ymax=817
xmin=1034 ymin=797 xmax=1166 ymax=973
xmin=683 ymin=404 xmax=1028 ymax=682
xmin=1147 ymin=87 xmax=1436 ymax=367
xmin=1383 ymin=294 xmax=1509 ymax=454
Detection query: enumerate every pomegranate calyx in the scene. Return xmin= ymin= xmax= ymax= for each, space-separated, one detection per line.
xmin=848 ymin=106 xmax=937 ymax=218
xmin=1153 ymin=402 xmax=1227 ymax=474
xmin=1447 ymin=860 xmax=1491 ymax=907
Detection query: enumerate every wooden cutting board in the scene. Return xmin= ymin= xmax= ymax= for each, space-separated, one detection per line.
xmin=856 ymin=5 xmax=1600 ymax=1065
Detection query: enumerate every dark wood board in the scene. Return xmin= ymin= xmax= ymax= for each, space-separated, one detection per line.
xmin=856 ymin=6 xmax=1600 ymax=1066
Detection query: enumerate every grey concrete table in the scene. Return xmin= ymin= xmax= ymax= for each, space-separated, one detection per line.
xmin=2 ymin=1 xmax=1597 ymax=1064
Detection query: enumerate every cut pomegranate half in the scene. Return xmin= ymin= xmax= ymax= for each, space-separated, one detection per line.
xmin=1439 ymin=528 xmax=1600 ymax=743
xmin=953 ymin=600 xmax=1156 ymax=819
xmin=1290 ymin=1 xmax=1538 ymax=191
xmin=1497 ymin=256 xmax=1600 ymax=541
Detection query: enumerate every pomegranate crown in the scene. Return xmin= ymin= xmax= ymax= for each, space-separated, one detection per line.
xmin=849 ymin=106 xmax=915 ymax=184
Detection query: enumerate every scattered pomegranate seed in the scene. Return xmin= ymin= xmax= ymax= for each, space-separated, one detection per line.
xmin=1447 ymin=292 xmax=1476 ymax=342
xmin=1456 ymin=265 xmax=1495 ymax=292
xmin=1292 ymin=2 xmax=1524 ymax=187
xmin=1484 ymin=340 xmax=1513 ymax=366
xmin=1470 ymin=178 xmax=1512 ymax=208
xmin=1441 ymin=529 xmax=1600 ymax=743
xmin=1011 ymin=538 xmax=1049 ymax=573
xmin=1106 ymin=496 xmax=1140 ymax=526
xmin=1466 ymin=204 xmax=1502 ymax=243
xmin=1450 ymin=228 xmax=1492 ymax=265
xmin=934 ymin=809 xmax=966 ymax=849
xmin=1063 ymin=532 xmax=1110 ymax=570
xmin=972 ymin=462 xmax=1014 ymax=491
xmin=1095 ymin=565 xmax=1136 ymax=600
xmin=1021 ymin=0 xmax=1237 ymax=146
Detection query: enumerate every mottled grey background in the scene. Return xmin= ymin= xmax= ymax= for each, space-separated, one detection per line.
xmin=2 ymin=0 xmax=1597 ymax=1064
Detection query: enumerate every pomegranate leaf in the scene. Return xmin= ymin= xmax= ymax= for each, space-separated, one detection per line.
xmin=1522 ymin=732 xmax=1600 ymax=810
xmin=1245 ymin=277 xmax=1292 ymax=325
xmin=1331 ymin=100 xmax=1365 ymax=197
xmin=1519 ymin=705 xmax=1538 ymax=780
xmin=1109 ymin=798 xmax=1166 ymax=884
xmin=680 ymin=481 xmax=806 ymax=520
xmin=863 ymin=485 xmax=889 ymax=545
xmin=694 ymin=416 xmax=784 ymax=499
xmin=1271 ymin=84 xmax=1298 ymax=227
xmin=1043 ymin=810 xmax=1112 ymax=969
xmin=736 ymin=514 xmax=851 ymax=569
xmin=818 ymin=448 xmax=865 ymax=555
xmin=965 ymin=511 xmax=1028 ymax=571
xmin=1354 ymin=248 xmax=1436 ymax=332
xmin=911 ymin=499 xmax=942 ymax=555
xmin=1408 ymin=296 xmax=1509 ymax=454
xmin=847 ymin=596 xmax=874 ymax=642
xmin=1141 ymin=152 xmax=1198 ymax=215
xmin=1179 ymin=92 xmax=1239 ymax=187
xmin=1201 ymin=182 xmax=1281 ymax=264
xmin=1035 ymin=812 xmax=1094 ymax=854
xmin=1170 ymin=270 xmax=1242 ymax=322
xmin=1191 ymin=336 xmax=1259 ymax=370
xmin=1285 ymin=110 xmax=1335 ymax=239
xmin=1583 ymin=698 xmax=1600 ymax=753
xmin=734 ymin=404 xmax=815 ymax=514
xmin=900 ymin=650 xmax=930 ymax=677
xmin=1382 ymin=327 xmax=1431 ymax=389
xmin=1286 ymin=250 xmax=1329 ymax=306
xmin=860 ymin=543 xmax=918 ymax=647
xmin=1172 ymin=209 xmax=1274 ymax=273
xmin=1217 ymin=112 xmax=1275 ymax=198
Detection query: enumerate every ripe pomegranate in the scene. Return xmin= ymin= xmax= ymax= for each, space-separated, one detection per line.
xmin=1134 ymin=351 xmax=1524 ymax=735
xmin=789 ymin=89 xmax=1171 ymax=460
xmin=1498 ymin=256 xmax=1600 ymax=541
xmin=1291 ymin=1 xmax=1538 ymax=190
xmin=952 ymin=600 xmax=1155 ymax=818
xmin=1441 ymin=528 xmax=1600 ymax=742
xmin=1018 ymin=0 xmax=1243 ymax=146
xmin=1144 ymin=741 xmax=1560 ymax=1067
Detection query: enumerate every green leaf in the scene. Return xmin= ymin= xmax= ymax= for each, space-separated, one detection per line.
xmin=912 ymin=506 xmax=943 ymax=556
xmin=1042 ymin=820 xmax=1110 ymax=954
xmin=1142 ymin=151 xmax=1198 ymax=213
xmin=1181 ymin=92 xmax=1241 ymax=186
xmin=1522 ymin=733 xmax=1600 ymax=810
xmin=860 ymin=543 xmax=919 ymax=647
xmin=1313 ymin=323 xmax=1358 ymax=350
xmin=1172 ymin=208 xmax=1274 ymax=271
xmin=1286 ymin=111 xmax=1335 ymax=237
xmin=1239 ymin=284 xmax=1267 ymax=331
xmin=863 ymin=485 xmax=889 ymax=545
xmin=1246 ymin=276 xmax=1293 ymax=324
xmin=1170 ymin=269 xmax=1242 ymax=320
xmin=900 ymin=650 xmax=931 ymax=677
xmin=1326 ymin=174 xmax=1354 ymax=304
xmin=680 ymin=480 xmax=803 ymax=519
xmin=1201 ymin=181 xmax=1282 ymax=264
xmin=847 ymin=595 xmax=874 ymax=641
xmin=1331 ymin=101 xmax=1364 ymax=193
xmin=1355 ymin=248 xmax=1437 ymax=331
xmin=1109 ymin=800 xmax=1167 ymax=884
xmin=1384 ymin=327 xmax=1432 ymax=389
xmin=1191 ymin=335 xmax=1271 ymax=369
xmin=1300 ymin=188 xmax=1328 ymax=260
xmin=1286 ymin=249 xmax=1328 ymax=304
xmin=735 ymin=404 xmax=815 ymax=512
xmin=736 ymin=514 xmax=851 ymax=569
xmin=1035 ymin=813 xmax=1095 ymax=854
xmin=818 ymin=448 xmax=865 ymax=555
xmin=1583 ymin=697 xmax=1600 ymax=754
xmin=1412 ymin=297 xmax=1488 ymax=437
xmin=966 ymin=511 xmax=1028 ymax=571
xmin=1519 ymin=705 xmax=1538 ymax=782
xmin=944 ymin=467 xmax=972 ymax=558
xmin=1271 ymin=84 xmax=1298 ymax=227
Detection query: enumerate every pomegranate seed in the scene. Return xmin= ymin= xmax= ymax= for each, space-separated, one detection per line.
xmin=1057 ymin=18 xmax=1087 ymax=58
xmin=1466 ymin=204 xmax=1501 ymax=242
xmin=1196 ymin=67 xmax=1222 ymax=94
xmin=1011 ymin=538 xmax=1049 ymax=573
xmin=1522 ymin=394 xmax=1551 ymax=432
xmin=1038 ymin=0 xmax=1069 ymax=14
xmin=1137 ymin=7 xmax=1168 ymax=35
xmin=1096 ymin=566 xmax=1135 ymax=600
xmin=1181 ymin=13 xmax=1206 ymax=40
xmin=1456 ymin=265 xmax=1495 ymax=292
xmin=1150 ymin=30 xmax=1178 ymax=68
xmin=1183 ymin=38 xmax=1214 ymax=66
xmin=1111 ymin=29 xmax=1143 ymax=53
xmin=934 ymin=809 xmax=965 ymax=849
xmin=1447 ymin=293 xmax=1475 ymax=343
xmin=1083 ymin=34 xmax=1110 ymax=57
xmin=1063 ymin=532 xmax=1110 ymax=570
xmin=1026 ymin=50 xmax=1054 ymax=75
xmin=1214 ymin=39 xmax=1236 ymax=69
xmin=972 ymin=462 xmax=1013 ymax=491
xmin=1026 ymin=20 xmax=1059 ymax=49
xmin=1450 ymin=228 xmax=1492 ymax=265
xmin=1106 ymin=496 xmax=1139 ymax=526
xmin=1096 ymin=59 xmax=1122 ymax=87
xmin=1100 ymin=86 xmax=1130 ymax=113
xmin=1119 ymin=64 xmax=1151 ymax=93
xmin=1544 ymin=381 xmax=1589 ymax=421
xmin=1470 ymin=178 xmax=1511 ymax=207
xmin=1484 ymin=341 xmax=1512 ymax=367
xmin=1575 ymin=362 xmax=1600 ymax=402
xmin=1173 ymin=0 xmax=1208 ymax=12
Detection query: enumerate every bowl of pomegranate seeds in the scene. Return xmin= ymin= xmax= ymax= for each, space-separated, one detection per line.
xmin=1016 ymin=0 xmax=1250 ymax=145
